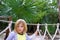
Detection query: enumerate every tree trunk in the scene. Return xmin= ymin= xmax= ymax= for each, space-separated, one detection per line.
xmin=58 ymin=0 xmax=60 ymax=23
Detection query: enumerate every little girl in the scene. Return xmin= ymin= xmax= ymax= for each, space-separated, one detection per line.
xmin=6 ymin=19 xmax=38 ymax=40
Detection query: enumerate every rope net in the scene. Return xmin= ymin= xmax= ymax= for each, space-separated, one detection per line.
xmin=0 ymin=20 xmax=60 ymax=40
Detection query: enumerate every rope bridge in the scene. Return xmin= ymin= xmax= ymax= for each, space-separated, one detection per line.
xmin=0 ymin=20 xmax=60 ymax=40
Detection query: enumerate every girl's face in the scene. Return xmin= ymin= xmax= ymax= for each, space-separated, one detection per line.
xmin=17 ymin=23 xmax=24 ymax=34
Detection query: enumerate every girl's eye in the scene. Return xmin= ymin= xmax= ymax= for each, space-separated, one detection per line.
xmin=21 ymin=26 xmax=23 ymax=27
xmin=19 ymin=25 xmax=23 ymax=27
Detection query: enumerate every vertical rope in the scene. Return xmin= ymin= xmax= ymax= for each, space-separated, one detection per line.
xmin=8 ymin=21 xmax=12 ymax=32
xmin=52 ymin=23 xmax=59 ymax=40
xmin=37 ymin=23 xmax=41 ymax=36
xmin=43 ymin=23 xmax=47 ymax=38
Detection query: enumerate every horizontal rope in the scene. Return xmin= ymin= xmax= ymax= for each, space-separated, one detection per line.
xmin=0 ymin=20 xmax=60 ymax=25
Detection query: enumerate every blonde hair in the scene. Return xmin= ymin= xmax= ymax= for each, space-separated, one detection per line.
xmin=14 ymin=19 xmax=27 ymax=34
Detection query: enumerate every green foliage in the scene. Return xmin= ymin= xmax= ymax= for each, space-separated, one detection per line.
xmin=0 ymin=0 xmax=58 ymax=23
xmin=48 ymin=25 xmax=56 ymax=35
xmin=0 ymin=0 xmax=58 ymax=34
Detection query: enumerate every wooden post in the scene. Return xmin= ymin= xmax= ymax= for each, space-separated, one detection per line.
xmin=4 ymin=16 xmax=12 ymax=40
xmin=58 ymin=0 xmax=60 ymax=35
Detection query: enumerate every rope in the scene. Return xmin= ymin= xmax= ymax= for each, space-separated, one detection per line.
xmin=0 ymin=26 xmax=9 ymax=35
xmin=0 ymin=21 xmax=12 ymax=35
xmin=0 ymin=20 xmax=60 ymax=25
xmin=37 ymin=23 xmax=41 ymax=36
xmin=52 ymin=23 xmax=59 ymax=40
xmin=36 ymin=23 xmax=60 ymax=40
xmin=46 ymin=23 xmax=59 ymax=40
xmin=0 ymin=20 xmax=60 ymax=40
xmin=43 ymin=23 xmax=47 ymax=38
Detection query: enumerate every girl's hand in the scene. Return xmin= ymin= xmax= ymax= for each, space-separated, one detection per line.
xmin=34 ymin=30 xmax=39 ymax=36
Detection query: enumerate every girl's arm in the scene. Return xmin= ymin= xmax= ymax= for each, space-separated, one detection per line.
xmin=27 ymin=31 xmax=38 ymax=40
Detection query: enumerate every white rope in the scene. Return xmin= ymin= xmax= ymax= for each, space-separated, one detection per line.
xmin=0 ymin=26 xmax=9 ymax=35
xmin=46 ymin=23 xmax=59 ymax=40
xmin=0 ymin=20 xmax=60 ymax=40
xmin=43 ymin=23 xmax=47 ymax=38
xmin=0 ymin=21 xmax=12 ymax=35
xmin=8 ymin=21 xmax=12 ymax=32
xmin=0 ymin=20 xmax=15 ymax=23
xmin=42 ymin=23 xmax=60 ymax=40
xmin=46 ymin=23 xmax=52 ymax=40
xmin=52 ymin=23 xmax=59 ymax=40
xmin=0 ymin=20 xmax=60 ymax=25
xmin=37 ymin=23 xmax=41 ymax=36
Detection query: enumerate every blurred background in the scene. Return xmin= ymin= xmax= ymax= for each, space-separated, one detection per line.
xmin=0 ymin=0 xmax=59 ymax=40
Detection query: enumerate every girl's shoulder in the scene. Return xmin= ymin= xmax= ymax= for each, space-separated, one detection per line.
xmin=9 ymin=31 xmax=17 ymax=36
xmin=10 ymin=31 xmax=15 ymax=34
xmin=6 ymin=31 xmax=17 ymax=40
